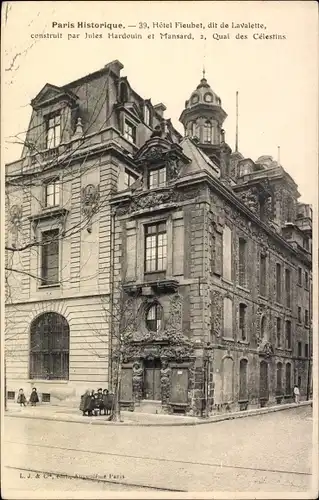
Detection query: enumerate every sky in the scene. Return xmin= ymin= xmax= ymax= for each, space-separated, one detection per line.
xmin=2 ymin=0 xmax=318 ymax=205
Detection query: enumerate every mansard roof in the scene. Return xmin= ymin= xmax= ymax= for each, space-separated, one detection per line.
xmin=180 ymin=137 xmax=220 ymax=178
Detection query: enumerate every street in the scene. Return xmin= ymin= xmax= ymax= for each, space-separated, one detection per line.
xmin=2 ymin=406 xmax=313 ymax=495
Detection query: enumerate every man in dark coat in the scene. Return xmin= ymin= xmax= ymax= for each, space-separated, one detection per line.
xmin=80 ymin=390 xmax=92 ymax=416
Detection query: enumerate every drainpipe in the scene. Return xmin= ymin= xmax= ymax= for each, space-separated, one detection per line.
xmin=108 ymin=208 xmax=116 ymax=389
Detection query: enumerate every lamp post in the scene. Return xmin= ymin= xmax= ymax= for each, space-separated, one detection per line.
xmin=203 ymin=342 xmax=213 ymax=418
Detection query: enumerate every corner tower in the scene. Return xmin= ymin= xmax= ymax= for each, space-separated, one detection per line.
xmin=179 ymin=74 xmax=229 ymax=168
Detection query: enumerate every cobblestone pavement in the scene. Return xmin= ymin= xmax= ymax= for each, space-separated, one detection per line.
xmin=2 ymin=406 xmax=314 ymax=496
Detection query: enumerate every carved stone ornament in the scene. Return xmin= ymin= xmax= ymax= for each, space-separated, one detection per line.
xmin=81 ymin=184 xmax=100 ymax=233
xmin=9 ymin=205 xmax=23 ymax=230
xmin=143 ymin=146 xmax=165 ymax=162
xmin=257 ymin=340 xmax=274 ymax=358
xmin=115 ymin=187 xmax=202 ymax=216
xmin=160 ymin=359 xmax=171 ymax=403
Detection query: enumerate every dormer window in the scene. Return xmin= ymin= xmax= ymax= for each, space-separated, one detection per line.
xmin=191 ymin=94 xmax=199 ymax=104
xmin=203 ymin=121 xmax=213 ymax=143
xmin=124 ymin=120 xmax=136 ymax=144
xmin=44 ymin=178 xmax=60 ymax=208
xmin=204 ymin=93 xmax=213 ymax=103
xmin=46 ymin=114 xmax=61 ymax=149
xmin=148 ymin=166 xmax=166 ymax=189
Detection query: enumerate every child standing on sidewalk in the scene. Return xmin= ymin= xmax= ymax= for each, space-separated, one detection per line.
xmin=29 ymin=388 xmax=39 ymax=406
xmin=17 ymin=388 xmax=27 ymax=407
xmin=293 ymin=384 xmax=300 ymax=404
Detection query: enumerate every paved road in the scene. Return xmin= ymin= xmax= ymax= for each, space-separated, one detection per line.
xmin=2 ymin=406 xmax=313 ymax=496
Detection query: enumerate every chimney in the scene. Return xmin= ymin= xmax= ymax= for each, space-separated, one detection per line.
xmin=104 ymin=60 xmax=124 ymax=77
xmin=154 ymin=103 xmax=167 ymax=118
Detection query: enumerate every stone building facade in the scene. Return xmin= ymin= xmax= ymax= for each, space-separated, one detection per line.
xmin=5 ymin=60 xmax=312 ymax=413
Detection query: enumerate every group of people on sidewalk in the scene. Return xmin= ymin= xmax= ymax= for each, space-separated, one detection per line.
xmin=80 ymin=388 xmax=114 ymax=417
xmin=16 ymin=388 xmax=39 ymax=406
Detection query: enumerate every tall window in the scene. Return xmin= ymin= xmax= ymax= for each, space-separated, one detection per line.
xmin=144 ymin=105 xmax=151 ymax=126
xmin=260 ymin=315 xmax=266 ymax=340
xmin=259 ymin=254 xmax=267 ymax=296
xmin=30 ymin=312 xmax=69 ymax=380
xmin=276 ymin=263 xmax=282 ymax=302
xmin=46 ymin=115 xmax=61 ymax=149
xmin=145 ymin=222 xmax=167 ymax=272
xmin=203 ymin=121 xmax=212 ymax=143
xmin=286 ymin=198 xmax=294 ymax=222
xmin=285 ymin=363 xmax=291 ymax=394
xmin=222 ymin=226 xmax=232 ymax=281
xmin=239 ymin=304 xmax=247 ymax=341
xmin=191 ymin=121 xmax=198 ymax=137
xmin=305 ymin=309 xmax=309 ymax=326
xmin=276 ymin=362 xmax=283 ymax=392
xmin=298 ymin=307 xmax=302 ymax=323
xmin=239 ymin=359 xmax=248 ymax=400
xmin=41 ymin=229 xmax=59 ymax=286
xmin=276 ymin=318 xmax=282 ymax=347
xmin=124 ymin=169 xmax=137 ymax=189
xmin=45 ymin=178 xmax=60 ymax=208
xmin=238 ymin=238 xmax=247 ymax=287
xmin=305 ymin=344 xmax=309 ymax=358
xmin=285 ymin=269 xmax=291 ymax=308
xmin=148 ymin=167 xmax=166 ymax=189
xmin=298 ymin=342 xmax=302 ymax=357
xmin=305 ymin=271 xmax=309 ymax=289
xmin=223 ymin=297 xmax=233 ymax=339
xmin=124 ymin=120 xmax=136 ymax=144
xmin=298 ymin=267 xmax=302 ymax=286
xmin=285 ymin=320 xmax=291 ymax=349
xmin=146 ymin=304 xmax=163 ymax=332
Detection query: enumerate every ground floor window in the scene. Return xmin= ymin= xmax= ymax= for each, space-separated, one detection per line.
xmin=29 ymin=312 xmax=70 ymax=380
xmin=239 ymin=359 xmax=248 ymax=400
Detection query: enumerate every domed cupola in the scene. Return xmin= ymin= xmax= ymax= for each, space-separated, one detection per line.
xmin=179 ymin=73 xmax=228 ymax=166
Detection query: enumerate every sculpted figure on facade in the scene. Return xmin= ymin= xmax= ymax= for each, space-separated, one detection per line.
xmin=160 ymin=359 xmax=171 ymax=403
xmin=132 ymin=361 xmax=143 ymax=400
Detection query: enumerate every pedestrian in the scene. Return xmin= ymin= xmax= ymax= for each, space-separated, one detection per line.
xmin=293 ymin=384 xmax=300 ymax=404
xmin=96 ymin=388 xmax=104 ymax=415
xmin=29 ymin=388 xmax=39 ymax=406
xmin=102 ymin=389 xmax=109 ymax=415
xmin=80 ymin=390 xmax=91 ymax=416
xmin=17 ymin=388 xmax=27 ymax=407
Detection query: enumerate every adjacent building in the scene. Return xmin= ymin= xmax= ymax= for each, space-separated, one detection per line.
xmin=5 ymin=60 xmax=312 ymax=414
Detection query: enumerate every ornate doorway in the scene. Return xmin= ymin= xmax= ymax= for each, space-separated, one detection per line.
xmin=143 ymin=358 xmax=161 ymax=400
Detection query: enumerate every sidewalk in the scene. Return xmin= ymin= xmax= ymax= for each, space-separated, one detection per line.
xmin=5 ymin=400 xmax=312 ymax=427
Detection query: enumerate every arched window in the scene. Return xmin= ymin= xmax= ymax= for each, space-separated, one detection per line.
xmin=146 ymin=304 xmax=163 ymax=332
xmin=287 ymin=363 xmax=293 ymax=390
xmin=203 ymin=121 xmax=212 ymax=143
xmin=30 ymin=312 xmax=70 ymax=380
xmin=239 ymin=359 xmax=248 ymax=400
xmin=276 ymin=362 xmax=283 ymax=392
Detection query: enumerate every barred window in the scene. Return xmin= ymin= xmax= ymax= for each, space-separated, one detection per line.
xmin=239 ymin=303 xmax=247 ymax=341
xmin=145 ymin=222 xmax=167 ymax=272
xmin=30 ymin=312 xmax=69 ymax=380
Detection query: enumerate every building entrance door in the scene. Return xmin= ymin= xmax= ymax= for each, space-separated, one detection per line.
xmin=144 ymin=359 xmax=161 ymax=400
xmin=259 ymin=360 xmax=269 ymax=400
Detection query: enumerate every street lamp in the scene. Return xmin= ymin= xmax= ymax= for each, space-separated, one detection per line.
xmin=203 ymin=342 xmax=213 ymax=418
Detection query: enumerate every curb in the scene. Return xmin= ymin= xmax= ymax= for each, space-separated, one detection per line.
xmin=5 ymin=400 xmax=312 ymax=427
